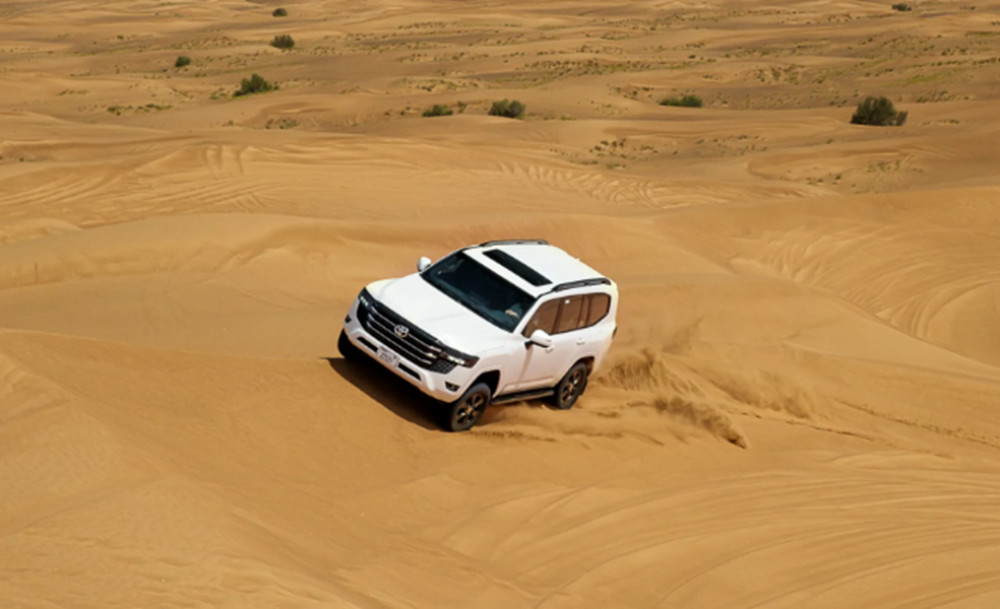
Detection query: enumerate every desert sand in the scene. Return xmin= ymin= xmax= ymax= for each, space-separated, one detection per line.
xmin=2 ymin=0 xmax=1000 ymax=607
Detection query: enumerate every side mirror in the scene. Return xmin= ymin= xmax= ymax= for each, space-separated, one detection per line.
xmin=527 ymin=329 xmax=553 ymax=349
xmin=417 ymin=256 xmax=432 ymax=272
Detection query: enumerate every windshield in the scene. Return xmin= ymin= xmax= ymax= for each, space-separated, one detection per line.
xmin=421 ymin=251 xmax=535 ymax=332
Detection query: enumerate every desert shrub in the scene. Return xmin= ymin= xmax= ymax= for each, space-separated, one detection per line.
xmin=174 ymin=55 xmax=191 ymax=68
xmin=265 ymin=117 xmax=298 ymax=129
xmin=850 ymin=96 xmax=908 ymax=126
xmin=270 ymin=34 xmax=295 ymax=49
xmin=234 ymin=73 xmax=276 ymax=97
xmin=272 ymin=7 xmax=287 ymax=17
xmin=488 ymin=98 xmax=526 ymax=119
xmin=891 ymin=3 xmax=912 ymax=11
xmin=422 ymin=104 xmax=454 ymax=117
xmin=659 ymin=94 xmax=702 ymax=107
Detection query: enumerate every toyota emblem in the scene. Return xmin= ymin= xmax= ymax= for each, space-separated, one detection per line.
xmin=394 ymin=324 xmax=410 ymax=339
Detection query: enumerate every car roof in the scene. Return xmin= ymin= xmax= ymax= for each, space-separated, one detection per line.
xmin=464 ymin=240 xmax=612 ymax=298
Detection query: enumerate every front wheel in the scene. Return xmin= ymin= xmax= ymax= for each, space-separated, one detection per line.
xmin=553 ymin=362 xmax=589 ymax=410
xmin=444 ymin=383 xmax=491 ymax=432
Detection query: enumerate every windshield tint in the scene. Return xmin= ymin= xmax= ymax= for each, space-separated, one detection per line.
xmin=421 ymin=251 xmax=535 ymax=332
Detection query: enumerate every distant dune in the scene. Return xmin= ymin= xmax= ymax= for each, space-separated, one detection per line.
xmin=2 ymin=1 xmax=999 ymax=607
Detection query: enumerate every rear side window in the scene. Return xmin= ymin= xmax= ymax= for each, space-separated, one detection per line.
xmin=523 ymin=292 xmax=611 ymax=336
xmin=586 ymin=293 xmax=611 ymax=326
xmin=554 ymin=296 xmax=587 ymax=334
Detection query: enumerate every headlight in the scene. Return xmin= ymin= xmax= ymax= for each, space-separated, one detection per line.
xmin=442 ymin=348 xmax=479 ymax=368
xmin=444 ymin=353 xmax=466 ymax=366
xmin=357 ymin=289 xmax=372 ymax=308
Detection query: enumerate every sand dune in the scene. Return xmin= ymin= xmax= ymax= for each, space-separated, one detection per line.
xmin=2 ymin=1 xmax=1000 ymax=607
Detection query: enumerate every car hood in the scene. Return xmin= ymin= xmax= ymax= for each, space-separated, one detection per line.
xmin=367 ymin=274 xmax=511 ymax=354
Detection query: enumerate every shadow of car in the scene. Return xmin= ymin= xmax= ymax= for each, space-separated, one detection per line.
xmin=323 ymin=356 xmax=440 ymax=430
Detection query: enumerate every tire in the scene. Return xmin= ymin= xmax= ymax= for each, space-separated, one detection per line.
xmin=338 ymin=330 xmax=361 ymax=361
xmin=444 ymin=382 xmax=491 ymax=432
xmin=552 ymin=362 xmax=589 ymax=410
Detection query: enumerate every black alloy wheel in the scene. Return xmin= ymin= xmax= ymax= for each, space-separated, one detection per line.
xmin=553 ymin=362 xmax=589 ymax=410
xmin=445 ymin=383 xmax=491 ymax=432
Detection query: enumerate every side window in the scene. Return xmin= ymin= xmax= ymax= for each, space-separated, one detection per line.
xmin=523 ymin=293 xmax=611 ymax=337
xmin=522 ymin=299 xmax=560 ymax=337
xmin=554 ymin=296 xmax=587 ymax=334
xmin=586 ymin=293 xmax=611 ymax=327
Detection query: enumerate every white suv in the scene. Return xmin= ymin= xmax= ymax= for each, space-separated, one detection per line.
xmin=338 ymin=239 xmax=618 ymax=431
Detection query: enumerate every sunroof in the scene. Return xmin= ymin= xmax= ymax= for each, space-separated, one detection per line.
xmin=482 ymin=249 xmax=551 ymax=287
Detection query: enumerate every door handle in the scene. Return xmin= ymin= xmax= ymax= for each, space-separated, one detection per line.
xmin=576 ymin=338 xmax=586 ymax=346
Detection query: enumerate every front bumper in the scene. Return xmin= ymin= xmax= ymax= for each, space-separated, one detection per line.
xmin=342 ymin=295 xmax=477 ymax=402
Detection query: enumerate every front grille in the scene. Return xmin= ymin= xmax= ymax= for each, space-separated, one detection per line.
xmin=357 ymin=298 xmax=458 ymax=374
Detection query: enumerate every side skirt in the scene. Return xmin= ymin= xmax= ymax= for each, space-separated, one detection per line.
xmin=491 ymin=388 xmax=554 ymax=405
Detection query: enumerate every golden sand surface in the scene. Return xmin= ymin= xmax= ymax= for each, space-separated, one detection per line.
xmin=2 ymin=1 xmax=1000 ymax=607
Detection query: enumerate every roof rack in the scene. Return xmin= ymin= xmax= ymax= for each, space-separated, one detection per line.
xmin=550 ymin=278 xmax=612 ymax=292
xmin=478 ymin=239 xmax=549 ymax=247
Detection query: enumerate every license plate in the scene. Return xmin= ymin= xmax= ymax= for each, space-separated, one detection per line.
xmin=377 ymin=346 xmax=399 ymax=368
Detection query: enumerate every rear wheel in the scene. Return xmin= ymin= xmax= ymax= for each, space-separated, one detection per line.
xmin=338 ymin=330 xmax=361 ymax=361
xmin=444 ymin=383 xmax=491 ymax=432
xmin=553 ymin=362 xmax=589 ymax=410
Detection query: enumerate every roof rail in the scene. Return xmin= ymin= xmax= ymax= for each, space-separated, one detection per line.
xmin=550 ymin=277 xmax=612 ymax=292
xmin=478 ymin=239 xmax=549 ymax=247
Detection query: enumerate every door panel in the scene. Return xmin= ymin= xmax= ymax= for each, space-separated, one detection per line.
xmin=515 ymin=296 xmax=588 ymax=389
xmin=516 ymin=332 xmax=579 ymax=390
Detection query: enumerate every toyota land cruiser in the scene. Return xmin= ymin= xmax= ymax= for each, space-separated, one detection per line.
xmin=338 ymin=239 xmax=618 ymax=431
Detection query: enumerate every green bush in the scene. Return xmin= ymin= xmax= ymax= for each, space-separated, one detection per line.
xmin=891 ymin=3 xmax=912 ymax=11
xmin=422 ymin=104 xmax=454 ymax=117
xmin=174 ymin=55 xmax=191 ymax=68
xmin=270 ymin=34 xmax=295 ymax=50
xmin=850 ymin=96 xmax=908 ymax=126
xmin=234 ymin=73 xmax=276 ymax=97
xmin=488 ymin=98 xmax=526 ymax=119
xmin=272 ymin=7 xmax=287 ymax=17
xmin=659 ymin=94 xmax=702 ymax=107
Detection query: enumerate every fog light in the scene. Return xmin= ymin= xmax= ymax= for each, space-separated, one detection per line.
xmin=445 ymin=382 xmax=459 ymax=392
